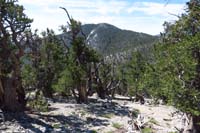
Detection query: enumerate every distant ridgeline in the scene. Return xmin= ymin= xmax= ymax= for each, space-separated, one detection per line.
xmin=60 ymin=23 xmax=158 ymax=63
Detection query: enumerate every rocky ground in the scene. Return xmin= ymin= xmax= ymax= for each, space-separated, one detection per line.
xmin=0 ymin=95 xmax=184 ymax=133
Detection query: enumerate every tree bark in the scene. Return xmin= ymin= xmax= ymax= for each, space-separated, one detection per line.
xmin=97 ymin=86 xmax=106 ymax=99
xmin=0 ymin=0 xmax=31 ymax=112
xmin=77 ymin=82 xmax=88 ymax=103
xmin=0 ymin=51 xmax=26 ymax=112
xmin=3 ymin=77 xmax=24 ymax=112
xmin=94 ymin=63 xmax=106 ymax=99
xmin=11 ymin=52 xmax=26 ymax=108
xmin=87 ymin=64 xmax=93 ymax=96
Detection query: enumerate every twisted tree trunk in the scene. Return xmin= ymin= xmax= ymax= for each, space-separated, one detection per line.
xmin=3 ymin=77 xmax=24 ymax=111
xmin=0 ymin=47 xmax=26 ymax=111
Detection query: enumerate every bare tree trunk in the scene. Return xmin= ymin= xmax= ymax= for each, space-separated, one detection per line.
xmin=0 ymin=51 xmax=26 ymax=112
xmin=11 ymin=53 xmax=26 ymax=108
xmin=16 ymin=78 xmax=26 ymax=108
xmin=97 ymin=85 xmax=106 ymax=99
xmin=87 ymin=64 xmax=93 ymax=96
xmin=3 ymin=77 xmax=24 ymax=112
xmin=77 ymin=82 xmax=88 ymax=103
xmin=94 ymin=63 xmax=106 ymax=99
xmin=95 ymin=80 xmax=106 ymax=99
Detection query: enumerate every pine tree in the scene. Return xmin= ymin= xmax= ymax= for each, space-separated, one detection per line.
xmin=126 ymin=52 xmax=146 ymax=97
xmin=0 ymin=0 xmax=32 ymax=111
xmin=150 ymin=0 xmax=200 ymax=131
xmin=61 ymin=8 xmax=99 ymax=103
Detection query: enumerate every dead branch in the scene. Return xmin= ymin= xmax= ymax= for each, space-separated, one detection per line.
xmin=60 ymin=7 xmax=72 ymax=24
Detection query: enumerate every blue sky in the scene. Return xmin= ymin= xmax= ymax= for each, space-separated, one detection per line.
xmin=18 ymin=0 xmax=189 ymax=35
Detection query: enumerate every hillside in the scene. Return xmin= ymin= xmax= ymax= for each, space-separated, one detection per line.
xmin=61 ymin=23 xmax=158 ymax=57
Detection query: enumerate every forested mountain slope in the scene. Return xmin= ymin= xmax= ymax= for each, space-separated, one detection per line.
xmin=61 ymin=23 xmax=158 ymax=57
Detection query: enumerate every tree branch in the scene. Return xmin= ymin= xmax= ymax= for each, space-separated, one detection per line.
xmin=60 ymin=7 xmax=72 ymax=24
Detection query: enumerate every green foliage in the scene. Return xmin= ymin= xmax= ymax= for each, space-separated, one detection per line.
xmin=112 ymin=122 xmax=122 ymax=129
xmin=130 ymin=109 xmax=140 ymax=119
xmin=149 ymin=118 xmax=159 ymax=125
xmin=141 ymin=127 xmax=153 ymax=133
xmin=27 ymin=92 xmax=49 ymax=112
xmin=40 ymin=29 xmax=67 ymax=95
xmin=52 ymin=68 xmax=72 ymax=95
xmin=126 ymin=52 xmax=148 ymax=96
xmin=146 ymin=0 xmax=200 ymax=116
xmin=22 ymin=63 xmax=37 ymax=89
xmin=0 ymin=0 xmax=34 ymax=111
xmin=60 ymin=11 xmax=100 ymax=103
xmin=52 ymin=123 xmax=61 ymax=129
xmin=0 ymin=0 xmax=32 ymax=77
xmin=21 ymin=29 xmax=67 ymax=98
xmin=121 ymin=2 xmax=200 ymax=127
xmin=153 ymin=35 xmax=200 ymax=112
xmin=101 ymin=113 xmax=114 ymax=119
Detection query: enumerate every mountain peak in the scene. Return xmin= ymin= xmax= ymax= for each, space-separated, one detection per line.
xmin=81 ymin=23 xmax=158 ymax=56
xmin=61 ymin=23 xmax=158 ymax=57
xmin=97 ymin=23 xmax=118 ymax=29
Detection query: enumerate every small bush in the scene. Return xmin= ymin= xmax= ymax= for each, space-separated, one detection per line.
xmin=52 ymin=123 xmax=61 ymax=129
xmin=101 ymin=113 xmax=114 ymax=118
xmin=27 ymin=92 xmax=49 ymax=112
xmin=112 ymin=122 xmax=122 ymax=129
xmin=141 ymin=127 xmax=153 ymax=133
xmin=149 ymin=118 xmax=159 ymax=125
xmin=129 ymin=109 xmax=140 ymax=118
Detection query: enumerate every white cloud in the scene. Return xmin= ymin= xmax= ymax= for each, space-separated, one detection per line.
xmin=94 ymin=0 xmax=128 ymax=15
xmin=18 ymin=0 xmax=187 ymax=35
xmin=83 ymin=16 xmax=165 ymax=35
xmin=127 ymin=2 xmax=186 ymax=16
xmin=19 ymin=0 xmax=127 ymax=15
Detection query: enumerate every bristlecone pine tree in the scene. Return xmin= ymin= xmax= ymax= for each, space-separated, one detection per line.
xmin=0 ymin=0 xmax=33 ymax=111
xmin=61 ymin=8 xmax=99 ymax=103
